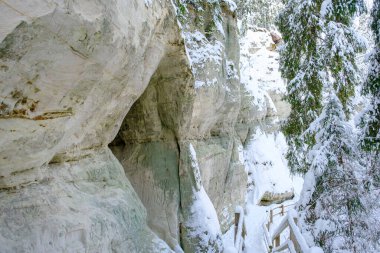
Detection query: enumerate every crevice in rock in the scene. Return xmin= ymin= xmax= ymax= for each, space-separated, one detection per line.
xmin=108 ymin=38 xmax=194 ymax=250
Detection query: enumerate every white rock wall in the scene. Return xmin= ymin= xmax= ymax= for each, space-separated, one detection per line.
xmin=0 ymin=0 xmax=182 ymax=251
xmin=0 ymin=1 xmax=259 ymax=252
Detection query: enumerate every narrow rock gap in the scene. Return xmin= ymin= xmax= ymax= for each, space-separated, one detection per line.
xmin=108 ymin=73 xmax=180 ymax=250
xmin=108 ymin=43 xmax=194 ymax=251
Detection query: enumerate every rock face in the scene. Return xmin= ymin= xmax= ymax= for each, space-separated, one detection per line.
xmin=239 ymin=29 xmax=295 ymax=206
xmin=0 ymin=148 xmax=173 ymax=252
xmin=0 ymin=0 xmax=182 ymax=252
xmin=0 ymin=0 xmax=181 ymax=188
xmin=175 ymin=0 xmax=247 ymax=238
xmin=0 ymin=0 xmax=247 ymax=252
xmin=109 ymin=1 xmax=246 ymax=251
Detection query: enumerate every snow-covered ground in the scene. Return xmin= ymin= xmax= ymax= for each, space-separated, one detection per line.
xmin=244 ymin=131 xmax=295 ymax=205
xmin=240 ymin=132 xmax=304 ymax=253
xmin=244 ymin=180 xmax=303 ymax=253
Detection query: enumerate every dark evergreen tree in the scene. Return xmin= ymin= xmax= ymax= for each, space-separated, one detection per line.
xmin=321 ymin=0 xmax=366 ymax=113
xmin=361 ymin=0 xmax=380 ymax=152
xmin=277 ymin=0 xmax=325 ymax=174
xmin=277 ymin=0 xmax=365 ymax=174
xmin=298 ymin=95 xmax=367 ymax=252
xmin=278 ymin=0 xmax=369 ymax=251
xmin=359 ymin=2 xmax=380 ymax=250
xmin=236 ymin=0 xmax=283 ymax=33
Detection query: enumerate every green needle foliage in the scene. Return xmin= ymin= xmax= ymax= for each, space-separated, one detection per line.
xmin=277 ymin=0 xmax=365 ymax=175
xmin=361 ymin=0 xmax=380 ymax=152
xmin=299 ymin=95 xmax=367 ymax=252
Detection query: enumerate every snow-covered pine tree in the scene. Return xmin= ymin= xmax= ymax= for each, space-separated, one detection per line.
xmin=236 ymin=0 xmax=283 ymax=33
xmin=361 ymin=0 xmax=380 ymax=152
xmin=321 ymin=0 xmax=366 ymax=114
xmin=359 ymin=2 xmax=380 ymax=250
xmin=299 ymin=94 xmax=367 ymax=253
xmin=278 ymin=0 xmax=369 ymax=251
xmin=277 ymin=0 xmax=325 ymax=174
xmin=277 ymin=0 xmax=366 ymax=174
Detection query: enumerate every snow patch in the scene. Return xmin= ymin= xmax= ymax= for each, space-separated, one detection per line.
xmin=185 ymin=31 xmax=224 ymax=69
xmin=222 ymin=0 xmax=237 ymax=12
xmin=320 ymin=0 xmax=332 ymax=18
xmin=188 ymin=187 xmax=222 ymax=241
xmin=244 ymin=131 xmax=295 ymax=205
xmin=187 ymin=144 xmax=222 ymax=250
xmin=144 ymin=0 xmax=153 ymax=7
xmin=215 ymin=19 xmax=225 ymax=37
xmin=194 ymin=78 xmax=218 ymax=89
xmin=240 ymin=30 xmax=286 ymax=111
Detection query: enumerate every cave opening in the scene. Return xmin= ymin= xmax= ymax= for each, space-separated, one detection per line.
xmin=108 ymin=45 xmax=194 ymax=250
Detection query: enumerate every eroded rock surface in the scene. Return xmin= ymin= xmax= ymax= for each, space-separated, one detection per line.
xmin=0 ymin=0 xmax=180 ymax=188
xmin=1 ymin=0 xmax=248 ymax=252
xmin=0 ymin=148 xmax=172 ymax=252
xmin=0 ymin=0 xmax=182 ymax=252
xmin=109 ymin=1 xmax=246 ymax=251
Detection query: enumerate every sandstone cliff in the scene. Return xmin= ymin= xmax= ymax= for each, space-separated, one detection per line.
xmin=0 ymin=0 xmax=290 ymax=252
xmin=0 ymin=0 xmax=244 ymax=252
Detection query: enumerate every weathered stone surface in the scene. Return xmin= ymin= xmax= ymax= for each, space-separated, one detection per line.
xmin=1 ymin=0 xmax=248 ymax=252
xmin=0 ymin=0 xmax=181 ymax=251
xmin=260 ymin=191 xmax=294 ymax=206
xmin=179 ymin=1 xmax=247 ymax=235
xmin=0 ymin=148 xmax=173 ymax=253
xmin=109 ymin=2 xmax=246 ymax=251
xmin=179 ymin=142 xmax=223 ymax=253
xmin=0 ymin=0 xmax=180 ymax=188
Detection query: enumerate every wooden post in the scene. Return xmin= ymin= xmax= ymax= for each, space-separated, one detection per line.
xmin=274 ymin=235 xmax=280 ymax=247
xmin=242 ymin=220 xmax=247 ymax=251
xmin=270 ymin=209 xmax=273 ymax=224
xmin=290 ymin=217 xmax=302 ymax=253
xmin=234 ymin=211 xmax=240 ymax=243
xmin=281 ymin=205 xmax=285 ymax=216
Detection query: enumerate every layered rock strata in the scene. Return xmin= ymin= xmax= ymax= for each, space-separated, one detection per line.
xmin=0 ymin=0 xmax=247 ymax=252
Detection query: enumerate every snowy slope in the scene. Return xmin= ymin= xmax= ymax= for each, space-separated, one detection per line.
xmin=240 ymin=29 xmax=297 ymax=205
xmin=223 ymin=29 xmax=303 ymax=252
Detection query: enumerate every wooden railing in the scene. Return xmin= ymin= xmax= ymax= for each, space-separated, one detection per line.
xmin=232 ymin=204 xmax=323 ymax=253
xmin=266 ymin=203 xmax=295 ymax=230
xmin=263 ymin=209 xmax=324 ymax=253
xmin=234 ymin=206 xmax=247 ymax=253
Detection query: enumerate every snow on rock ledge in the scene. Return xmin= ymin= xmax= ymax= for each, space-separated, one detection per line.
xmin=239 ymin=29 xmax=290 ymax=126
xmin=238 ymin=28 xmax=295 ymax=206
xmin=244 ymin=131 xmax=294 ymax=205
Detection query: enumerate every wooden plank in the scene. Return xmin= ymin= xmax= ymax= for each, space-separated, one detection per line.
xmin=273 ymin=240 xmax=290 ymax=252
xmin=270 ymin=209 xmax=273 ymax=224
xmin=287 ymin=211 xmax=310 ymax=252
xmin=275 ymin=235 xmax=280 ymax=247
xmin=262 ymin=223 xmax=273 ymax=251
